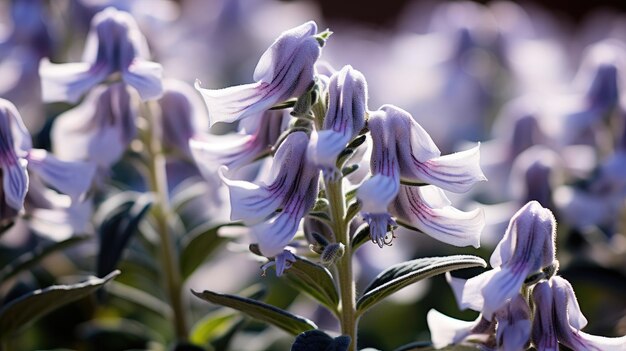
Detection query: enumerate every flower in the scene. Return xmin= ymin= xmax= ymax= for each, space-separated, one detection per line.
xmin=308 ymin=65 xmax=367 ymax=179
xmin=356 ymin=104 xmax=485 ymax=247
xmin=427 ymin=294 xmax=530 ymax=350
xmin=219 ymin=131 xmax=319 ymax=258
xmin=447 ymin=201 xmax=556 ymax=319
xmin=39 ymin=7 xmax=163 ymax=103
xmin=532 ymin=276 xmax=626 ymax=351
xmin=190 ymin=109 xmax=288 ymax=178
xmin=195 ymin=21 xmax=323 ymax=126
xmin=51 ymin=83 xmax=137 ymax=168
xmin=0 ymin=98 xmax=95 ymax=221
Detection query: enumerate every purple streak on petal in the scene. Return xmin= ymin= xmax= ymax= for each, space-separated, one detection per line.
xmin=494 ymin=294 xmax=531 ymax=351
xmin=0 ymin=101 xmax=29 ymax=211
xmin=531 ymin=281 xmax=559 ymax=351
xmin=197 ymin=21 xmax=321 ymax=126
xmin=390 ymin=185 xmax=483 ymax=248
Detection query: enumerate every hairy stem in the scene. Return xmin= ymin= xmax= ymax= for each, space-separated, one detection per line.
xmin=145 ymin=103 xmax=189 ymax=342
xmin=326 ymin=178 xmax=357 ymax=350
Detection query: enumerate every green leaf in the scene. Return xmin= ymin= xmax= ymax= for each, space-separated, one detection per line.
xmin=179 ymin=223 xmax=240 ymax=279
xmin=0 ymin=235 xmax=90 ymax=284
xmin=351 ymin=224 xmax=370 ymax=250
xmin=283 ymin=256 xmax=339 ymax=314
xmin=0 ymin=270 xmax=120 ymax=337
xmin=189 ymin=310 xmax=240 ymax=346
xmin=191 ymin=289 xmax=317 ymax=336
xmin=356 ymin=256 xmax=486 ymax=314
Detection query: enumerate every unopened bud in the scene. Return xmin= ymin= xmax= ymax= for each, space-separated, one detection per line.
xmin=321 ymin=243 xmax=345 ymax=265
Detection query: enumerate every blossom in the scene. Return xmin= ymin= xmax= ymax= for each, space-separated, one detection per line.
xmin=532 ymin=276 xmax=626 ymax=351
xmin=195 ymin=21 xmax=323 ymax=126
xmin=39 ymin=7 xmax=162 ymax=103
xmin=0 ymin=98 xmax=95 ymax=221
xmin=427 ymin=294 xmax=530 ymax=350
xmin=308 ymin=65 xmax=367 ymax=178
xmin=447 ymin=201 xmax=556 ymax=319
xmin=219 ymin=131 xmax=319 ymax=258
xmin=51 ymin=83 xmax=137 ymax=168
xmin=190 ymin=109 xmax=288 ymax=178
xmin=356 ymin=104 xmax=485 ymax=247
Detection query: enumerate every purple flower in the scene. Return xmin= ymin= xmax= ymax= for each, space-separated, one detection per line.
xmin=0 ymin=99 xmax=95 ymax=220
xmin=261 ymin=249 xmax=297 ymax=277
xmin=427 ymin=294 xmax=530 ymax=350
xmin=159 ymin=79 xmax=209 ymax=158
xmin=308 ymin=65 xmax=367 ymax=179
xmin=39 ymin=7 xmax=162 ymax=103
xmin=51 ymin=83 xmax=137 ymax=168
xmin=195 ymin=21 xmax=323 ymax=126
xmin=448 ymin=201 xmax=556 ymax=319
xmin=190 ymin=109 xmax=288 ymax=178
xmin=532 ymin=276 xmax=626 ymax=351
xmin=356 ymin=105 xmax=485 ymax=247
xmin=219 ymin=131 xmax=319 ymax=258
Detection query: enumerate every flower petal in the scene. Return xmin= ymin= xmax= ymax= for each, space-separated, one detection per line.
xmin=427 ymin=309 xmax=477 ymax=349
xmin=357 ymin=173 xmax=400 ymax=214
xmin=122 ymin=59 xmax=163 ymax=101
xmin=26 ymin=149 xmax=96 ymax=202
xmin=391 ymin=185 xmax=484 ymax=248
xmin=39 ymin=59 xmax=111 ymax=103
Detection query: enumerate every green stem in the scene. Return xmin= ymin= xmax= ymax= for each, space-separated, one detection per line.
xmin=326 ymin=178 xmax=357 ymax=351
xmin=145 ymin=103 xmax=189 ymax=342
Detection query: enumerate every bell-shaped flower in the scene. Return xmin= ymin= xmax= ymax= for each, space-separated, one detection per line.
xmin=40 ymin=7 xmax=163 ymax=103
xmin=357 ymin=105 xmax=485 ymax=247
xmin=308 ymin=65 xmax=367 ymax=179
xmin=532 ymin=276 xmax=626 ymax=351
xmin=427 ymin=294 xmax=530 ymax=350
xmin=51 ymin=83 xmax=137 ymax=168
xmin=195 ymin=21 xmax=323 ymax=126
xmin=219 ymin=131 xmax=319 ymax=258
xmin=190 ymin=109 xmax=288 ymax=178
xmin=0 ymin=99 xmax=95 ymax=220
xmin=158 ymin=80 xmax=208 ymax=158
xmin=448 ymin=201 xmax=556 ymax=319
xmin=390 ymin=185 xmax=484 ymax=248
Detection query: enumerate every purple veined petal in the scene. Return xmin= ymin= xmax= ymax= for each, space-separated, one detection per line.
xmin=51 ymin=84 xmax=136 ymax=167
xmin=390 ymin=185 xmax=483 ymax=248
xmin=253 ymin=165 xmax=319 ymax=257
xmin=322 ymin=65 xmax=367 ymax=137
xmin=446 ymin=270 xmax=494 ymax=312
xmin=0 ymin=99 xmax=32 ymax=154
xmin=531 ymin=281 xmax=559 ymax=351
xmin=219 ymin=131 xmax=309 ymax=225
xmin=190 ymin=109 xmax=287 ymax=174
xmin=25 ymin=149 xmax=96 ymax=202
xmin=197 ymin=21 xmax=321 ymax=126
xmin=494 ymin=294 xmax=531 ymax=351
xmin=0 ymin=103 xmax=29 ymax=211
xmin=252 ymin=21 xmax=318 ymax=84
xmin=379 ymin=104 xmax=441 ymax=162
xmin=402 ymin=143 xmax=486 ymax=193
xmin=427 ymin=309 xmax=495 ymax=349
xmin=39 ymin=59 xmax=111 ymax=103
xmin=489 ymin=201 xmax=556 ymax=270
xmin=480 ymin=267 xmax=531 ymax=320
xmin=122 ymin=59 xmax=163 ymax=101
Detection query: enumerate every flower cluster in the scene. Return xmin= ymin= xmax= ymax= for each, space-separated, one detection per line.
xmin=428 ymin=201 xmax=626 ymax=350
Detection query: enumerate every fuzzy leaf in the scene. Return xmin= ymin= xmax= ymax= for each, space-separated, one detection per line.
xmin=0 ymin=235 xmax=89 ymax=283
xmin=189 ymin=310 xmax=240 ymax=346
xmin=179 ymin=223 xmax=240 ymax=279
xmin=356 ymin=256 xmax=486 ymax=313
xmin=191 ymin=289 xmax=317 ymax=336
xmin=283 ymin=256 xmax=339 ymax=314
xmin=0 ymin=270 xmax=120 ymax=337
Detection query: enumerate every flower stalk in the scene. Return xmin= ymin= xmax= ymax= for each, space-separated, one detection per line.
xmin=144 ymin=102 xmax=189 ymax=341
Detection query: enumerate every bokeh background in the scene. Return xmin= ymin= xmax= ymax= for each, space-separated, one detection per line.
xmin=1 ymin=0 xmax=625 ymax=350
